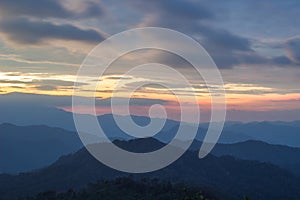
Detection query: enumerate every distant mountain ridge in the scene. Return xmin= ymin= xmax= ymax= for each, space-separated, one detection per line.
xmin=1 ymin=92 xmax=300 ymax=147
xmin=0 ymin=123 xmax=84 ymax=174
xmin=2 ymin=123 xmax=300 ymax=176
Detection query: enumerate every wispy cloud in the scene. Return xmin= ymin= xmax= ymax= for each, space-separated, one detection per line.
xmin=0 ymin=54 xmax=80 ymax=67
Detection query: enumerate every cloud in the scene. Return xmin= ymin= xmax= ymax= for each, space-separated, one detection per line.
xmin=95 ymin=97 xmax=169 ymax=107
xmin=200 ymin=26 xmax=252 ymax=52
xmin=0 ymin=0 xmax=103 ymax=19
xmin=286 ymin=37 xmax=300 ymax=64
xmin=128 ymin=0 xmax=299 ymax=69
xmin=0 ymin=80 xmax=26 ymax=84
xmin=0 ymin=92 xmax=169 ymax=108
xmin=0 ymin=53 xmax=80 ymax=67
xmin=0 ymin=18 xmax=105 ymax=44
xmin=38 ymin=79 xmax=87 ymax=87
xmin=104 ymin=76 xmax=133 ymax=80
xmin=0 ymin=0 xmax=105 ymax=48
xmin=271 ymin=56 xmax=293 ymax=65
xmin=0 ymin=0 xmax=298 ymax=70
xmin=129 ymin=0 xmax=263 ymax=68
xmin=132 ymin=0 xmax=213 ymax=21
xmin=35 ymin=85 xmax=57 ymax=91
xmin=0 ymin=78 xmax=88 ymax=88
xmin=164 ymin=1 xmax=212 ymax=20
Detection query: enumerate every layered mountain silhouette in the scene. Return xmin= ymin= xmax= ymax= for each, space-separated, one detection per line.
xmin=1 ymin=138 xmax=300 ymax=200
xmin=2 ymin=123 xmax=300 ymax=177
xmin=1 ymin=93 xmax=300 ymax=147
xmin=1 ymin=93 xmax=300 ymax=199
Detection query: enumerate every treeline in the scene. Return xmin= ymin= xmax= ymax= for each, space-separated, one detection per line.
xmin=21 ymin=177 xmax=218 ymax=200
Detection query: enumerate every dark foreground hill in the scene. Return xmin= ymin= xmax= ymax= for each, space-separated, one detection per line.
xmin=25 ymin=177 xmax=219 ymax=200
xmin=1 ymin=139 xmax=300 ymax=200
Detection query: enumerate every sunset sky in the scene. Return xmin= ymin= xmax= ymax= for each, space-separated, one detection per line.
xmin=0 ymin=0 xmax=300 ymax=122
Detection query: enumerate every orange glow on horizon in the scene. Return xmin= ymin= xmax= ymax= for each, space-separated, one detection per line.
xmin=1 ymin=71 xmax=300 ymax=114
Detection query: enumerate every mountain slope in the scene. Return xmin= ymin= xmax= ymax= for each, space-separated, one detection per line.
xmin=0 ymin=123 xmax=83 ymax=174
xmin=211 ymin=140 xmax=300 ymax=175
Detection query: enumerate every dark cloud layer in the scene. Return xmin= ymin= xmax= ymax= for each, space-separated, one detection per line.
xmin=0 ymin=18 xmax=105 ymax=44
xmin=129 ymin=0 xmax=260 ymax=68
xmin=0 ymin=0 xmax=102 ymax=19
xmin=128 ymin=0 xmax=299 ymax=68
xmin=0 ymin=0 xmax=104 ymax=45
xmin=198 ymin=26 xmax=255 ymax=68
xmin=161 ymin=0 xmax=212 ymax=20
xmin=133 ymin=0 xmax=213 ymax=20
xmin=200 ymin=26 xmax=252 ymax=52
xmin=286 ymin=37 xmax=300 ymax=64
xmin=0 ymin=0 xmax=298 ymax=69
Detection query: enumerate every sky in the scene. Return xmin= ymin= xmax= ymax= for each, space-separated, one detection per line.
xmin=0 ymin=0 xmax=300 ymax=122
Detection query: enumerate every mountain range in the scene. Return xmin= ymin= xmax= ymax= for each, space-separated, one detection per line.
xmin=1 ymin=92 xmax=300 ymax=199
xmin=1 ymin=138 xmax=300 ymax=200
xmin=2 ymin=93 xmax=300 ymax=147
xmin=2 ymin=123 xmax=300 ymax=176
